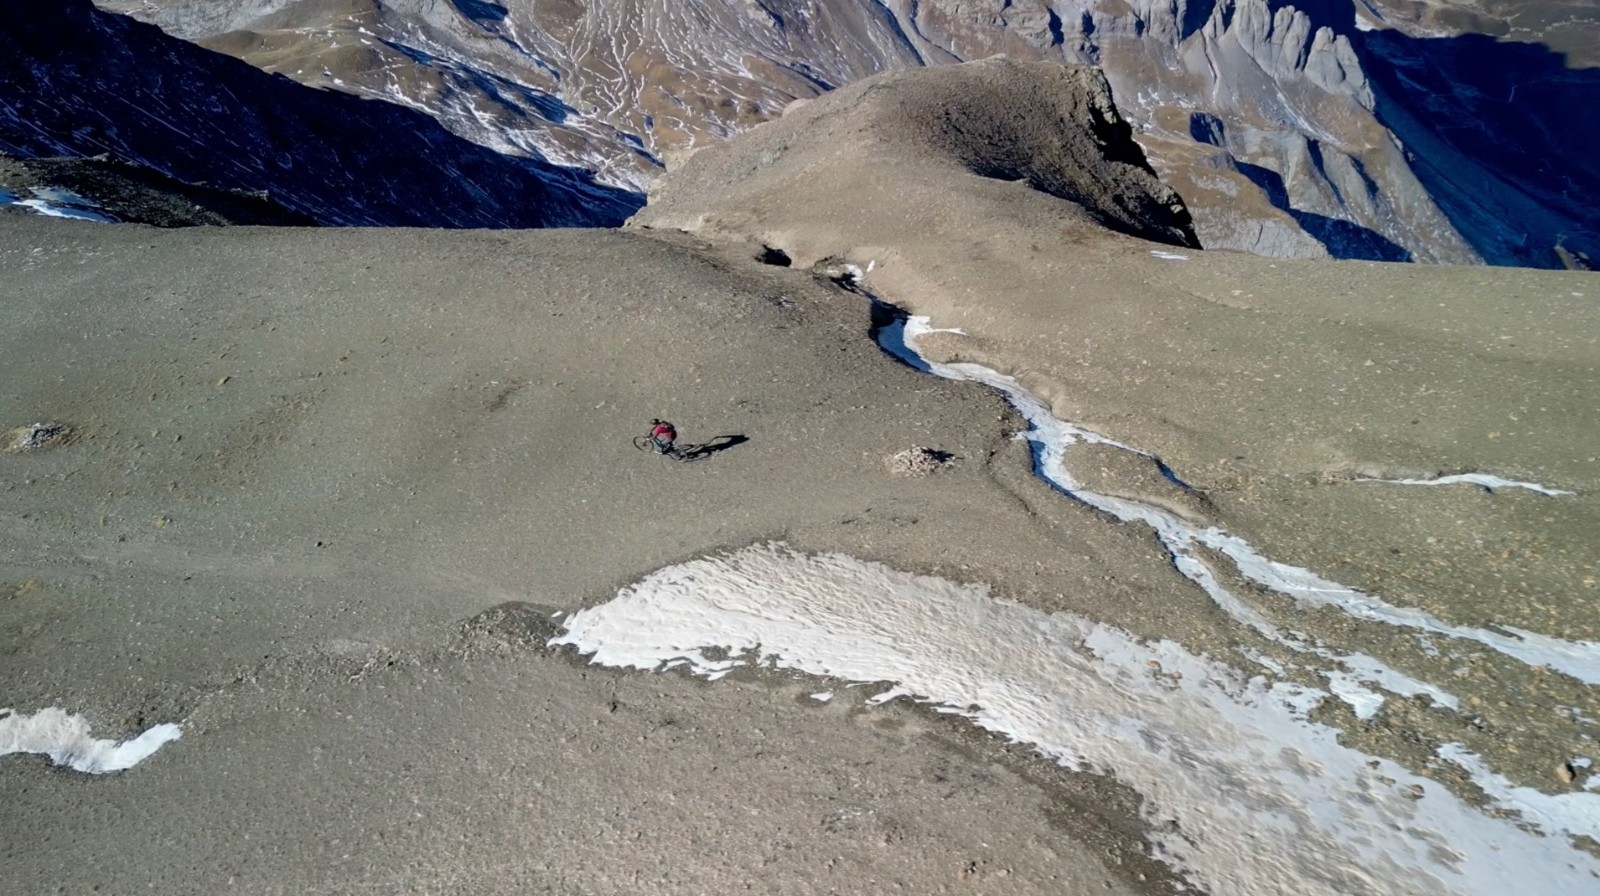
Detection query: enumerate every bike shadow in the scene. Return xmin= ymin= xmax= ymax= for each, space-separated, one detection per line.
xmin=677 ymin=434 xmax=748 ymax=461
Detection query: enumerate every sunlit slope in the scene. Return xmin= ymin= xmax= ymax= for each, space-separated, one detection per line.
xmin=636 ymin=57 xmax=1600 ymax=792
xmin=0 ymin=212 xmax=1220 ymax=893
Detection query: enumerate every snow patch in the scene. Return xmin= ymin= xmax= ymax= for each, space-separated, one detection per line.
xmin=552 ymin=544 xmax=1600 ymax=896
xmin=1437 ymin=743 xmax=1600 ymax=842
xmin=0 ymin=707 xmax=181 ymax=774
xmin=2 ymin=187 xmax=115 ymax=223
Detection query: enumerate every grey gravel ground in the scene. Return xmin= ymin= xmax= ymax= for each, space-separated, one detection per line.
xmin=1 ymin=216 xmax=1196 ymax=895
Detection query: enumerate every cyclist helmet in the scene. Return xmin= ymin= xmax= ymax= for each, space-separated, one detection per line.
xmin=650 ymin=418 xmax=662 ymax=425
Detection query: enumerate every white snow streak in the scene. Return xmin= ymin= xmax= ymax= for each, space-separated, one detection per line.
xmin=1359 ymin=472 xmax=1573 ymax=497
xmin=886 ymin=315 xmax=1600 ymax=686
xmin=0 ymin=707 xmax=181 ymax=774
xmin=2 ymin=187 xmax=115 ymax=223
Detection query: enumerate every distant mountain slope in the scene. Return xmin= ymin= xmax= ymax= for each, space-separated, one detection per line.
xmin=1358 ymin=26 xmax=1599 ymax=270
xmin=95 ymin=0 xmax=1600 ymax=266
xmin=1355 ymin=0 xmax=1600 ymax=67
xmin=0 ymin=0 xmax=642 ymax=228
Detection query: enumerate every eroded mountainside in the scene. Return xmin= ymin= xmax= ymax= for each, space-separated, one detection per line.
xmin=0 ymin=0 xmax=641 ymax=227
xmin=96 ymin=0 xmax=1599 ymax=266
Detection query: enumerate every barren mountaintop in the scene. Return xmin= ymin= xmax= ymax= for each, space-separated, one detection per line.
xmin=637 ymin=60 xmax=1199 ymax=249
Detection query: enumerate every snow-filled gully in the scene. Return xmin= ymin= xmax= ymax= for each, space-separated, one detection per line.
xmin=554 ymin=301 xmax=1600 ymax=895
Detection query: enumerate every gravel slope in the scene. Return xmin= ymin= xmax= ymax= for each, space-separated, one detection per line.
xmin=1 ymin=216 xmax=1194 ymax=895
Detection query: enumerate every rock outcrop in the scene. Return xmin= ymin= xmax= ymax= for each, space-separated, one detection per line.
xmin=1 ymin=153 xmax=318 ymax=227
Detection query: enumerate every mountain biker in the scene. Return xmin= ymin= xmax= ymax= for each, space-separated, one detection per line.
xmin=648 ymin=418 xmax=678 ymax=455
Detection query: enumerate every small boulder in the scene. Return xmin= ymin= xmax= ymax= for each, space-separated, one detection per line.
xmin=888 ymin=446 xmax=954 ymax=476
xmin=5 ymin=422 xmax=70 ymax=452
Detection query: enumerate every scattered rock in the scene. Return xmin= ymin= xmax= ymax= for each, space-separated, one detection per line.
xmin=1557 ymin=761 xmax=1577 ymax=784
xmin=4 ymin=422 xmax=70 ymax=452
xmin=888 ymin=446 xmax=953 ymax=476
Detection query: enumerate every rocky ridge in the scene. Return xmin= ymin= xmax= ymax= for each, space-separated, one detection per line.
xmin=95 ymin=0 xmax=1599 ymax=266
xmin=637 ymin=58 xmax=1199 ymax=249
xmin=0 ymin=153 xmax=318 ymax=227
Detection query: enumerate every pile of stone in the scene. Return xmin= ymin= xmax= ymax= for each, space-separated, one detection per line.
xmin=888 ymin=446 xmax=953 ymax=476
xmin=6 ymin=422 xmax=69 ymax=452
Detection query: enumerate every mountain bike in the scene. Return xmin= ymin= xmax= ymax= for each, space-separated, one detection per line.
xmin=635 ymin=432 xmax=713 ymax=463
xmin=633 ymin=434 xmax=667 ymax=453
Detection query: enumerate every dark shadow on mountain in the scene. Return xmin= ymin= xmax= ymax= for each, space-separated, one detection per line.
xmin=782 ymin=61 xmax=835 ymax=93
xmin=377 ymin=38 xmax=574 ymax=125
xmin=1179 ymin=0 xmax=1596 ymax=268
xmin=1352 ymin=28 xmax=1600 ymax=268
xmin=469 ymin=65 xmax=574 ymax=125
xmin=1290 ymin=212 xmax=1411 ymax=263
xmin=1187 ymin=112 xmax=1227 ymax=147
xmin=451 ymin=0 xmax=510 ymax=25
xmin=0 ymin=0 xmax=642 ymax=228
xmin=1045 ymin=8 xmax=1066 ymax=46
xmin=1235 ymin=161 xmax=1291 ymax=209
xmin=1235 ymin=161 xmax=1411 ymax=262
xmin=1178 ymin=0 xmax=1217 ymax=41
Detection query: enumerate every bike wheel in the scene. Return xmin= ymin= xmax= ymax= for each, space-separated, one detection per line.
xmin=633 ymin=436 xmax=654 ymax=452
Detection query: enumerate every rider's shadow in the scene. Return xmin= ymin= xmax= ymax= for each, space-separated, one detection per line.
xmin=678 ymin=434 xmax=748 ymax=461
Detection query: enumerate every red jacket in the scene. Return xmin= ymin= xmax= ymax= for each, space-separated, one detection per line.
xmin=651 ymin=423 xmax=676 ymax=440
